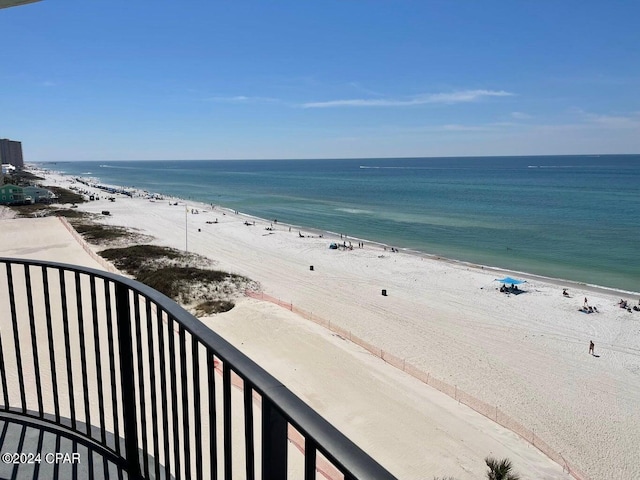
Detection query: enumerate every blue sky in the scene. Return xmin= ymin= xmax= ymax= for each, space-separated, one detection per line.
xmin=1 ymin=1 xmax=639 ymax=161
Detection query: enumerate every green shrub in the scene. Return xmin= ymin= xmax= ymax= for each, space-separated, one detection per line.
xmin=100 ymin=245 xmax=186 ymax=274
xmin=135 ymin=266 xmax=242 ymax=301
xmin=73 ymin=223 xmax=133 ymax=242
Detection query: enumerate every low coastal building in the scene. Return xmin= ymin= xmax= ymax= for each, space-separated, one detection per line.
xmin=22 ymin=185 xmax=55 ymax=203
xmin=1 ymin=163 xmax=16 ymax=175
xmin=0 ymin=183 xmax=25 ymax=205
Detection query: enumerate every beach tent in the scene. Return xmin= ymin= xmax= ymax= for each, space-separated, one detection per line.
xmin=495 ymin=277 xmax=526 ymax=285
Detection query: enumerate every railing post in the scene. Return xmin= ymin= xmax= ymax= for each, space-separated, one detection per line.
xmin=115 ymin=283 xmax=143 ymax=479
xmin=262 ymin=398 xmax=288 ymax=480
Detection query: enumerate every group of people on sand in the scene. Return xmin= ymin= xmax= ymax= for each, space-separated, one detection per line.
xmin=578 ymin=296 xmax=599 ymax=314
xmin=619 ymin=298 xmax=640 ymax=312
xmin=564 ymin=292 xmax=640 ymax=314
xmin=563 ymin=291 xmax=600 ymax=314
xmin=499 ymin=283 xmax=520 ymax=294
xmin=579 ymin=305 xmax=599 ymax=314
xmin=298 ymin=231 xmax=323 ymax=239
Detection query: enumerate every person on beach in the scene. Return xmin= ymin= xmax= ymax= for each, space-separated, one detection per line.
xmin=589 ymin=341 xmax=595 ymax=355
xmin=584 ymin=297 xmax=589 ymax=308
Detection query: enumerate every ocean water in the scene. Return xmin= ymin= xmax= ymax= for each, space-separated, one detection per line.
xmin=40 ymin=155 xmax=640 ymax=293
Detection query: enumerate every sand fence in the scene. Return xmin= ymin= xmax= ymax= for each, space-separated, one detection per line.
xmin=57 ymin=216 xmax=120 ymax=274
xmin=245 ymin=290 xmax=590 ymax=480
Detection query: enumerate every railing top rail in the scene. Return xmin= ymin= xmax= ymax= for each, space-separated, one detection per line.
xmin=0 ymin=257 xmax=396 ymax=480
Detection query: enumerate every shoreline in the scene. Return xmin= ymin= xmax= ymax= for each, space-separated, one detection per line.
xmin=30 ymin=165 xmax=640 ymax=298
xmin=30 ymin=158 xmax=640 ymax=296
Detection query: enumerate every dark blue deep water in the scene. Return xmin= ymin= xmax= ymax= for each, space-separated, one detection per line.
xmin=41 ymin=155 xmax=640 ymax=292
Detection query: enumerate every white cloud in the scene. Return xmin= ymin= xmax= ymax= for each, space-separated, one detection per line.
xmin=424 ymin=90 xmax=514 ymax=103
xmin=301 ymin=89 xmax=514 ymax=108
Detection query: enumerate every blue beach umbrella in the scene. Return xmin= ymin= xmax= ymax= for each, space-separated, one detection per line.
xmin=495 ymin=276 xmax=526 ymax=285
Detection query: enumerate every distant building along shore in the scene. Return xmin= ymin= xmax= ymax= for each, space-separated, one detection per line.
xmin=0 ymin=139 xmax=55 ymax=204
xmin=0 ymin=138 xmax=24 ymax=168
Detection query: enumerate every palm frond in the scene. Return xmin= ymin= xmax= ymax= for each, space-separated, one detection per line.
xmin=485 ymin=456 xmax=521 ymax=480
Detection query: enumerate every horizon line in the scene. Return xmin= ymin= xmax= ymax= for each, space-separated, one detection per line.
xmin=29 ymin=152 xmax=640 ymax=163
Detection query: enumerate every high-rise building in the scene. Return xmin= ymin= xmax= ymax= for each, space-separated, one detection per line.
xmin=0 ymin=139 xmax=24 ymax=168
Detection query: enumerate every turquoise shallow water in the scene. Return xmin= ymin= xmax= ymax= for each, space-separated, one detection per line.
xmin=41 ymin=155 xmax=640 ymax=293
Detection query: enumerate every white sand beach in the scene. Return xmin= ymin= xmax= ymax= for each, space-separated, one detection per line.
xmin=5 ymin=170 xmax=640 ymax=479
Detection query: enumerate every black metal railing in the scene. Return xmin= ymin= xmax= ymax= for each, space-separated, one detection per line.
xmin=0 ymin=257 xmax=396 ymax=480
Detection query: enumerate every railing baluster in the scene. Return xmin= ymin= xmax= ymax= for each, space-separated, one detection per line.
xmin=179 ymin=325 xmax=192 ymax=480
xmin=11 ymin=423 xmax=27 ymax=480
xmin=304 ymin=438 xmax=317 ymax=480
xmin=59 ymin=269 xmax=76 ymax=430
xmin=0 ymin=341 xmax=8 ymax=410
xmin=156 ymin=306 xmax=171 ymax=480
xmin=25 ymin=264 xmax=44 ymax=417
xmin=53 ymin=432 xmax=61 ymax=480
xmin=102 ymin=452 xmax=109 ymax=480
xmin=145 ymin=299 xmax=161 ymax=480
xmin=244 ymin=379 xmax=255 ymax=480
xmin=262 ymin=398 xmax=288 ymax=480
xmin=133 ymin=294 xmax=150 ymax=478
xmin=223 ymin=362 xmax=232 ymax=480
xmin=6 ymin=263 xmax=27 ymax=413
xmin=104 ymin=280 xmax=121 ymax=456
xmin=115 ymin=283 xmax=142 ymax=480
xmin=87 ymin=442 xmax=94 ymax=480
xmin=207 ymin=350 xmax=218 ymax=480
xmin=42 ymin=266 xmax=60 ymax=423
xmin=192 ymin=336 xmax=203 ymax=480
xmin=168 ymin=314 xmax=181 ymax=480
xmin=0 ymin=419 xmax=7 ymax=447
xmin=72 ymin=439 xmax=79 ymax=480
xmin=90 ymin=276 xmax=107 ymax=445
xmin=0 ymin=301 xmax=10 ymax=409
xmin=74 ymin=271 xmax=92 ymax=437
xmin=32 ymin=426 xmax=45 ymax=480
